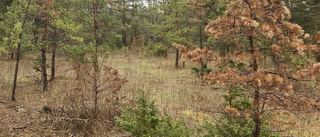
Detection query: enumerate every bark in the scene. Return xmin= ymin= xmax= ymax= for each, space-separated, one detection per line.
xmin=272 ymin=52 xmax=281 ymax=69
xmin=175 ymin=49 xmax=179 ymax=68
xmin=199 ymin=15 xmax=203 ymax=49
xmin=93 ymin=1 xmax=99 ymax=114
xmin=41 ymin=49 xmax=48 ymax=91
xmin=249 ymin=35 xmax=261 ymax=137
xmin=122 ymin=7 xmax=127 ymax=46
xmin=253 ymin=87 xmax=261 ymax=137
xmin=132 ymin=0 xmax=135 ymax=17
xmin=41 ymin=2 xmax=48 ymax=91
xmin=10 ymin=52 xmax=14 ymax=59
xmin=12 ymin=0 xmax=32 ymax=101
xmin=130 ymin=0 xmax=135 ymax=43
xmin=199 ymin=15 xmax=205 ymax=75
xmin=93 ymin=2 xmax=98 ymax=71
xmin=94 ymin=74 xmax=98 ymax=112
xmin=51 ymin=27 xmax=57 ymax=81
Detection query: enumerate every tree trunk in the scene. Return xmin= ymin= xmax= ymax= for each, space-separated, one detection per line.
xmin=272 ymin=52 xmax=281 ymax=69
xmin=93 ymin=2 xmax=98 ymax=71
xmin=41 ymin=49 xmax=48 ymax=91
xmin=94 ymin=74 xmax=98 ymax=113
xmin=41 ymin=2 xmax=49 ymax=91
xmin=132 ymin=0 xmax=135 ymax=17
xmin=249 ymin=35 xmax=261 ymax=137
xmin=164 ymin=50 xmax=167 ymax=58
xmin=182 ymin=59 xmax=185 ymax=68
xmin=122 ymin=7 xmax=127 ymax=46
xmin=51 ymin=27 xmax=57 ymax=81
xmin=93 ymin=1 xmax=99 ymax=114
xmin=175 ymin=49 xmax=179 ymax=68
xmin=12 ymin=0 xmax=32 ymax=100
xmin=10 ymin=52 xmax=14 ymax=59
xmin=130 ymin=0 xmax=135 ymax=43
xmin=253 ymin=88 xmax=261 ymax=137
xmin=199 ymin=15 xmax=203 ymax=49
xmin=11 ymin=1 xmax=33 ymax=100
xmin=199 ymin=15 xmax=205 ymax=75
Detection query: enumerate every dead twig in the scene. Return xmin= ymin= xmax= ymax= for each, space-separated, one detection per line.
xmin=13 ymin=124 xmax=30 ymax=130
xmin=59 ymin=117 xmax=89 ymax=124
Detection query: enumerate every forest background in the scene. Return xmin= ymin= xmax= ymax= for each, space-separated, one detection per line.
xmin=0 ymin=0 xmax=320 ymax=136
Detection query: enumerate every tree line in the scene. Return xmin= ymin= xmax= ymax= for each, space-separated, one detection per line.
xmin=0 ymin=0 xmax=320 ymax=136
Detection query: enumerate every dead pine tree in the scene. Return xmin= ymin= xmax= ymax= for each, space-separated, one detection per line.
xmin=204 ymin=0 xmax=320 ymax=136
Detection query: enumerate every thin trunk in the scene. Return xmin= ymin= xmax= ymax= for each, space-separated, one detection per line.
xmin=94 ymin=75 xmax=98 ymax=112
xmin=227 ymin=44 xmax=230 ymax=53
xmin=93 ymin=1 xmax=99 ymax=114
xmin=253 ymin=88 xmax=261 ymax=137
xmin=250 ymin=35 xmax=261 ymax=137
xmin=199 ymin=16 xmax=205 ymax=75
xmin=175 ymin=49 xmax=179 ymax=68
xmin=12 ymin=48 xmax=20 ymax=100
xmin=182 ymin=61 xmax=185 ymax=68
xmin=10 ymin=52 xmax=14 ymax=59
xmin=272 ymin=38 xmax=281 ymax=70
xmin=246 ymin=3 xmax=261 ymax=135
xmin=272 ymin=53 xmax=281 ymax=69
xmin=132 ymin=0 xmax=135 ymax=17
xmin=93 ymin=2 xmax=98 ymax=71
xmin=12 ymin=0 xmax=32 ymax=101
xmin=41 ymin=49 xmax=48 ymax=91
xmin=199 ymin=15 xmax=203 ymax=49
xmin=130 ymin=0 xmax=135 ymax=42
xmin=41 ymin=3 xmax=49 ymax=91
xmin=219 ymin=44 xmax=222 ymax=56
xmin=174 ymin=11 xmax=179 ymax=68
xmin=122 ymin=7 xmax=127 ymax=46
xmin=151 ymin=1 xmax=154 ymax=25
xmin=51 ymin=27 xmax=57 ymax=81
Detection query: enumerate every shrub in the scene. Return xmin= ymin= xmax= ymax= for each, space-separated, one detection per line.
xmin=200 ymin=89 xmax=280 ymax=137
xmin=62 ymin=44 xmax=93 ymax=63
xmin=191 ymin=64 xmax=212 ymax=78
xmin=53 ymin=63 xmax=126 ymax=136
xmin=145 ymin=43 xmax=167 ymax=57
xmin=115 ymin=90 xmax=191 ymax=137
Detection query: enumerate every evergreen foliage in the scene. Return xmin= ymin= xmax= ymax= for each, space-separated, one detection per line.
xmin=200 ymin=89 xmax=280 ymax=137
xmin=116 ymin=90 xmax=191 ymax=137
xmin=145 ymin=43 xmax=168 ymax=57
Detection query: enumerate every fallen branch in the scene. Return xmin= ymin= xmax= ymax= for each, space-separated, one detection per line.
xmin=13 ymin=124 xmax=29 ymax=130
xmin=59 ymin=117 xmax=89 ymax=123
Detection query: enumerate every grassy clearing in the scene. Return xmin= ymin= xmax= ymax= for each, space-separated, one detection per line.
xmin=0 ymin=52 xmax=319 ymax=136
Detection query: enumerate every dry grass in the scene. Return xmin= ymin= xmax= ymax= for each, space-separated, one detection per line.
xmin=0 ymin=52 xmax=319 ymax=136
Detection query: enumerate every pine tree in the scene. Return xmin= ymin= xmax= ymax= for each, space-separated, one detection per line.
xmin=148 ymin=0 xmax=193 ymax=67
xmin=0 ymin=0 xmax=34 ymax=101
xmin=204 ymin=0 xmax=320 ymax=136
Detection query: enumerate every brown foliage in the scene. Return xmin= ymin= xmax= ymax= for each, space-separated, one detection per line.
xmin=203 ymin=0 xmax=320 ymax=135
xmin=56 ymin=62 xmax=127 ymax=135
xmin=172 ymin=42 xmax=215 ymax=64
